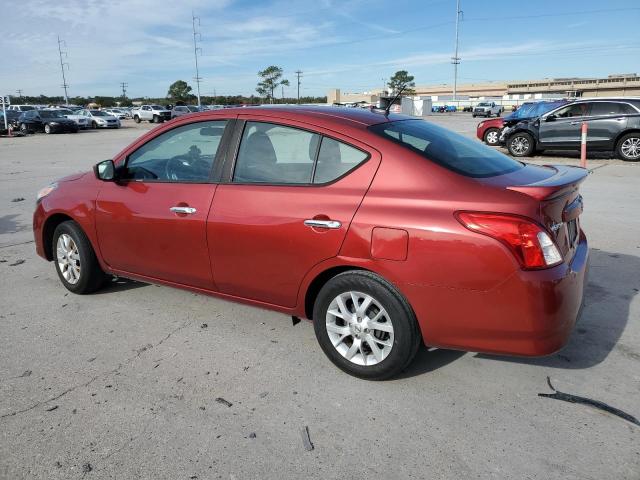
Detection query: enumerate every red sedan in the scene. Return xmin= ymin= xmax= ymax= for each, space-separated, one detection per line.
xmin=476 ymin=117 xmax=504 ymax=145
xmin=33 ymin=107 xmax=589 ymax=379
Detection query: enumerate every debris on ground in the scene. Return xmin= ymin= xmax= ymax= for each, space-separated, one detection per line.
xmin=19 ymin=370 xmax=32 ymax=378
xmin=291 ymin=316 xmax=301 ymax=326
xmin=11 ymin=197 xmax=25 ymax=202
xmin=215 ymin=397 xmax=233 ymax=408
xmin=249 ymin=432 xmax=256 ymax=438
xmin=9 ymin=259 xmax=25 ymax=266
xmin=82 ymin=463 xmax=92 ymax=473
xmin=45 ymin=405 xmax=58 ymax=412
xmin=301 ymin=426 xmax=314 ymax=451
xmin=201 ymin=323 xmax=208 ymax=329
xmin=259 ymin=392 xmax=268 ymax=398
xmin=539 ymin=376 xmax=640 ymax=426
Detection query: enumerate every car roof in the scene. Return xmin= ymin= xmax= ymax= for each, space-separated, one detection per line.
xmin=185 ymin=105 xmax=411 ymax=128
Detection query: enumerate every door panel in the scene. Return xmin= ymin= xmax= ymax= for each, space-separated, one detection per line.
xmin=539 ymin=103 xmax=589 ymax=146
xmin=96 ymin=182 xmax=216 ymax=288
xmin=208 ymin=123 xmax=380 ymax=307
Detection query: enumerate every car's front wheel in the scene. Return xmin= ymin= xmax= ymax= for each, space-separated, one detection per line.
xmin=508 ymin=132 xmax=535 ymax=157
xmin=313 ymin=271 xmax=421 ymax=380
xmin=44 ymin=124 xmax=52 ymax=134
xmin=134 ymin=115 xmax=141 ymax=123
xmin=617 ymin=133 xmax=640 ymax=161
xmin=52 ymin=221 xmax=107 ymax=294
xmin=20 ymin=123 xmax=30 ymax=134
xmin=484 ymin=128 xmax=500 ymax=146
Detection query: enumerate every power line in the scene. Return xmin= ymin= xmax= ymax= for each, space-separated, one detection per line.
xmin=16 ymin=89 xmax=23 ymax=98
xmin=120 ymin=82 xmax=128 ymax=99
xmin=295 ymin=70 xmax=302 ymax=103
xmin=57 ymin=36 xmax=70 ymax=104
xmin=192 ymin=12 xmax=203 ymax=108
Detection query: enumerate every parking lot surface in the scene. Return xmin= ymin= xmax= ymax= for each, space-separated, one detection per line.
xmin=1 ymin=115 xmax=638 ymax=479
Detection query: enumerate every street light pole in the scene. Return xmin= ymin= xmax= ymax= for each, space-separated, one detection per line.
xmin=192 ymin=12 xmax=203 ymax=108
xmin=57 ymin=36 xmax=70 ymax=104
xmin=452 ymin=0 xmax=462 ymax=105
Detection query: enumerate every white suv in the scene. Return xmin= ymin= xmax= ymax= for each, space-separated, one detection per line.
xmin=472 ymin=102 xmax=503 ymax=118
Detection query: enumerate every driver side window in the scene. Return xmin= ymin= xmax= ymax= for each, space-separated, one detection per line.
xmin=126 ymin=121 xmax=227 ymax=182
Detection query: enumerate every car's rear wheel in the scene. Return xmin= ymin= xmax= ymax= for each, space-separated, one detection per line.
xmin=134 ymin=115 xmax=141 ymax=123
xmin=617 ymin=133 xmax=640 ymax=161
xmin=508 ymin=132 xmax=535 ymax=157
xmin=20 ymin=123 xmax=29 ymax=134
xmin=313 ymin=271 xmax=421 ymax=380
xmin=52 ymin=221 xmax=107 ymax=294
xmin=44 ymin=124 xmax=52 ymax=134
xmin=152 ymin=115 xmax=158 ymax=123
xmin=91 ymin=121 xmax=97 ymax=129
xmin=484 ymin=128 xmax=500 ymax=146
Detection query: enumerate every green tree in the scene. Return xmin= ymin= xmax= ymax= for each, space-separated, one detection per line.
xmin=167 ymin=80 xmax=193 ymax=102
xmin=256 ymin=66 xmax=289 ymax=104
xmin=387 ymin=70 xmax=415 ymax=95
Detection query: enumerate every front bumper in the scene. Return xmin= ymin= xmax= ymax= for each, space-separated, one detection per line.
xmin=408 ymin=231 xmax=589 ymax=356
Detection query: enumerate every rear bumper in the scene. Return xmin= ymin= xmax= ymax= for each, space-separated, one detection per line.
xmin=409 ymin=231 xmax=589 ymax=356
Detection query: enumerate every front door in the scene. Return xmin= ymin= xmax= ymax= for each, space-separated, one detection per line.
xmin=538 ymin=102 xmax=589 ymax=147
xmin=95 ymin=120 xmax=229 ymax=289
xmin=208 ymin=119 xmax=380 ymax=307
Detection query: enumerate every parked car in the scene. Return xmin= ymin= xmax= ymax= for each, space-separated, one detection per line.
xmin=8 ymin=105 xmax=36 ymax=112
xmin=505 ymin=99 xmax=640 ymax=160
xmin=472 ymin=102 xmax=502 ymax=118
xmin=76 ymin=109 xmax=121 ymax=129
xmin=103 ymin=108 xmax=128 ymax=120
xmin=131 ymin=105 xmax=171 ymax=123
xmin=477 ymin=100 xmax=568 ymax=146
xmin=0 ymin=109 xmax=23 ymax=128
xmin=33 ymin=107 xmax=589 ymax=379
xmin=171 ymin=105 xmax=201 ymax=119
xmin=56 ymin=108 xmax=90 ymax=129
xmin=18 ymin=109 xmax=78 ymax=134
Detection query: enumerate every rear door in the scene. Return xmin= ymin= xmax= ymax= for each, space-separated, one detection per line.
xmin=207 ymin=117 xmax=380 ymax=307
xmin=584 ymin=102 xmax=631 ymax=148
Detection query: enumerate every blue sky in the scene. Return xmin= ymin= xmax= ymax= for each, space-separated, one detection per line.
xmin=2 ymin=0 xmax=639 ymax=99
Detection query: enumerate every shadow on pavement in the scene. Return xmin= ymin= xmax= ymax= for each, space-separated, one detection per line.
xmin=94 ymin=276 xmax=148 ymax=294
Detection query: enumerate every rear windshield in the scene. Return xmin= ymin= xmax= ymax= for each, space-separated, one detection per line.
xmin=369 ymin=120 xmax=524 ymax=178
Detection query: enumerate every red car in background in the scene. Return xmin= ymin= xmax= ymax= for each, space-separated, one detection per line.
xmin=33 ymin=107 xmax=589 ymax=379
xmin=476 ymin=117 xmax=505 ymax=145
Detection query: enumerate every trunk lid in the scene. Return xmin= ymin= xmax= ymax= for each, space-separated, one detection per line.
xmin=483 ymin=164 xmax=588 ymax=259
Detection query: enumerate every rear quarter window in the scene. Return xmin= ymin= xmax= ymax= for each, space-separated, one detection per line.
xmin=369 ymin=119 xmax=524 ymax=178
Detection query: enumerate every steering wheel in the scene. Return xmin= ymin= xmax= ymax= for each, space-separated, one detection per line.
xmin=165 ymin=155 xmax=193 ymax=181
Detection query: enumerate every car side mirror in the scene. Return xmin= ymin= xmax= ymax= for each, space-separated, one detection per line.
xmin=545 ymin=114 xmax=556 ymax=122
xmin=94 ymin=159 xmax=116 ymax=181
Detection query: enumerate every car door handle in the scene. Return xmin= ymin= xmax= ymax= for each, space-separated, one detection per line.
xmin=570 ymin=121 xmax=581 ymax=125
xmin=304 ymin=219 xmax=342 ymax=229
xmin=170 ymin=206 xmax=197 ymax=214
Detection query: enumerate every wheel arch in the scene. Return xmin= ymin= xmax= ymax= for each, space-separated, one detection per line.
xmin=614 ymin=129 xmax=640 ymax=148
xmin=42 ymin=213 xmax=77 ymax=261
xmin=304 ymin=265 xmax=370 ymax=320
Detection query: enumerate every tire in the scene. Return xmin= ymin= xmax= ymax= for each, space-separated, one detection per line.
xmin=313 ymin=271 xmax=421 ymax=380
xmin=152 ymin=115 xmax=158 ymax=123
xmin=52 ymin=221 xmax=107 ymax=294
xmin=20 ymin=123 xmax=29 ymax=134
xmin=484 ymin=128 xmax=500 ymax=146
xmin=616 ymin=133 xmax=640 ymax=162
xmin=92 ymin=121 xmax=97 ymax=129
xmin=44 ymin=124 xmax=52 ymax=134
xmin=496 ymin=110 xmax=501 ymax=117
xmin=507 ymin=132 xmax=535 ymax=157
xmin=134 ymin=115 xmax=141 ymax=124
xmin=472 ymin=114 xmax=476 ymax=118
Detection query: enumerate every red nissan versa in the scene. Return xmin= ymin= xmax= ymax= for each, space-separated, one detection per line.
xmin=33 ymin=107 xmax=589 ymax=379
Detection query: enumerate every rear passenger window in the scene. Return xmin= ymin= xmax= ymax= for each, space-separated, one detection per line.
xmin=590 ymin=102 xmax=635 ymax=116
xmin=313 ymin=137 xmax=369 ymax=184
xmin=233 ymin=122 xmax=320 ymax=184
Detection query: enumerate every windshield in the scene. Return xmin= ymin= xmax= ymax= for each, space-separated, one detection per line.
xmin=20 ymin=106 xmax=35 ymax=111
xmin=39 ymin=110 xmax=66 ymax=118
xmin=478 ymin=102 xmax=491 ymax=107
xmin=369 ymin=120 xmax=524 ymax=178
xmin=151 ymin=105 xmax=164 ymax=110
xmin=187 ymin=106 xmax=199 ymax=112
xmin=91 ymin=110 xmax=108 ymax=116
xmin=57 ymin=109 xmax=73 ymax=115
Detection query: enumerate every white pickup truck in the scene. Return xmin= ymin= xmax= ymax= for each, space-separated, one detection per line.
xmin=472 ymin=102 xmax=503 ymax=118
xmin=132 ymin=105 xmax=171 ymax=123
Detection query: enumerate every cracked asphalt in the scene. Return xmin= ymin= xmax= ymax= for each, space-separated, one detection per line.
xmin=1 ymin=115 xmax=639 ymax=479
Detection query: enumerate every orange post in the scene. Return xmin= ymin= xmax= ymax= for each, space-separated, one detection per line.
xmin=580 ymin=122 xmax=588 ymax=168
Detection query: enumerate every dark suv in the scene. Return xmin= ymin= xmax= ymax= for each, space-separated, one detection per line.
xmin=505 ymin=99 xmax=640 ymax=161
xmin=18 ymin=109 xmax=78 ymax=134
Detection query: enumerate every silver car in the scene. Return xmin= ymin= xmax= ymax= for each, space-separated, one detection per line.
xmin=77 ymin=109 xmax=121 ymax=129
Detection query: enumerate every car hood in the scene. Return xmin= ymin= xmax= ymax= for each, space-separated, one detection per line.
xmin=57 ymin=172 xmax=90 ymax=183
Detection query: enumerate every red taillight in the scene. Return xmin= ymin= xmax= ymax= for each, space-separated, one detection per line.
xmin=455 ymin=212 xmax=562 ymax=269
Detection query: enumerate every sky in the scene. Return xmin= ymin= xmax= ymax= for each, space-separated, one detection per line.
xmin=1 ymin=0 xmax=639 ymax=99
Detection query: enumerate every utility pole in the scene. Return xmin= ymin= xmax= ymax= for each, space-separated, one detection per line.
xmin=57 ymin=36 xmax=70 ymax=104
xmin=192 ymin=12 xmax=203 ymax=108
xmin=120 ymin=82 xmax=128 ymax=99
xmin=295 ymin=70 xmax=302 ymax=104
xmin=16 ymin=89 xmax=23 ymax=98
xmin=451 ymin=0 xmax=462 ymax=104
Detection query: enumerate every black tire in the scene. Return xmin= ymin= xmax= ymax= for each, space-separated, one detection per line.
xmin=483 ymin=127 xmax=500 ymax=146
xmin=134 ymin=115 xmax=141 ymax=124
xmin=313 ymin=271 xmax=421 ymax=380
xmin=507 ymin=132 xmax=535 ymax=157
xmin=472 ymin=114 xmax=476 ymax=118
xmin=52 ymin=221 xmax=107 ymax=294
xmin=152 ymin=115 xmax=158 ymax=123
xmin=44 ymin=124 xmax=52 ymax=134
xmin=92 ymin=121 xmax=97 ymax=129
xmin=20 ymin=123 xmax=29 ymax=134
xmin=616 ymin=133 xmax=640 ymax=162
xmin=496 ymin=110 xmax=501 ymax=117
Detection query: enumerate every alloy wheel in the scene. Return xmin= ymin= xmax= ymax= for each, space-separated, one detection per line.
xmin=511 ymin=136 xmax=529 ymax=155
xmin=486 ymin=130 xmax=499 ymax=145
xmin=325 ymin=291 xmax=394 ymax=366
xmin=621 ymin=137 xmax=640 ymax=160
xmin=56 ymin=233 xmax=81 ymax=284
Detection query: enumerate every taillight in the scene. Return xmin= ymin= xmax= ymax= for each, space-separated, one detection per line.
xmin=455 ymin=212 xmax=562 ymax=269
